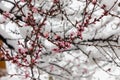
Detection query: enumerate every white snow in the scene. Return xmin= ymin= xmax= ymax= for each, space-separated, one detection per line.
xmin=0 ymin=0 xmax=120 ymax=80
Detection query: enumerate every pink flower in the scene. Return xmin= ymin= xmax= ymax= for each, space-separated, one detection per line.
xmin=58 ymin=41 xmax=65 ymax=47
xmin=54 ymin=34 xmax=61 ymax=40
xmin=70 ymin=32 xmax=75 ymax=36
xmin=50 ymin=65 xmax=54 ymax=72
xmin=77 ymin=30 xmax=83 ymax=39
xmin=18 ymin=48 xmax=28 ymax=54
xmin=20 ymin=0 xmax=25 ymax=2
xmin=64 ymin=42 xmax=71 ymax=48
xmin=31 ymin=59 xmax=36 ymax=64
xmin=3 ymin=12 xmax=11 ymax=19
xmin=44 ymin=32 xmax=49 ymax=38
xmin=25 ymin=73 xmax=29 ymax=78
xmin=52 ymin=48 xmax=60 ymax=52
xmin=82 ymin=68 xmax=88 ymax=74
xmin=76 ymin=22 xmax=81 ymax=28
xmin=56 ymin=41 xmax=71 ymax=49
xmin=53 ymin=0 xmax=59 ymax=3
xmin=32 ymin=7 xmax=38 ymax=13
xmin=101 ymin=4 xmax=106 ymax=9
xmin=23 ymin=16 xmax=28 ymax=22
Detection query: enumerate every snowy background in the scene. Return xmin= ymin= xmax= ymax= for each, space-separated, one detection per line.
xmin=0 ymin=0 xmax=120 ymax=80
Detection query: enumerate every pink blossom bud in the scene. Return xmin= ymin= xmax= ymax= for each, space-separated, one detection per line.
xmin=92 ymin=0 xmax=97 ymax=4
